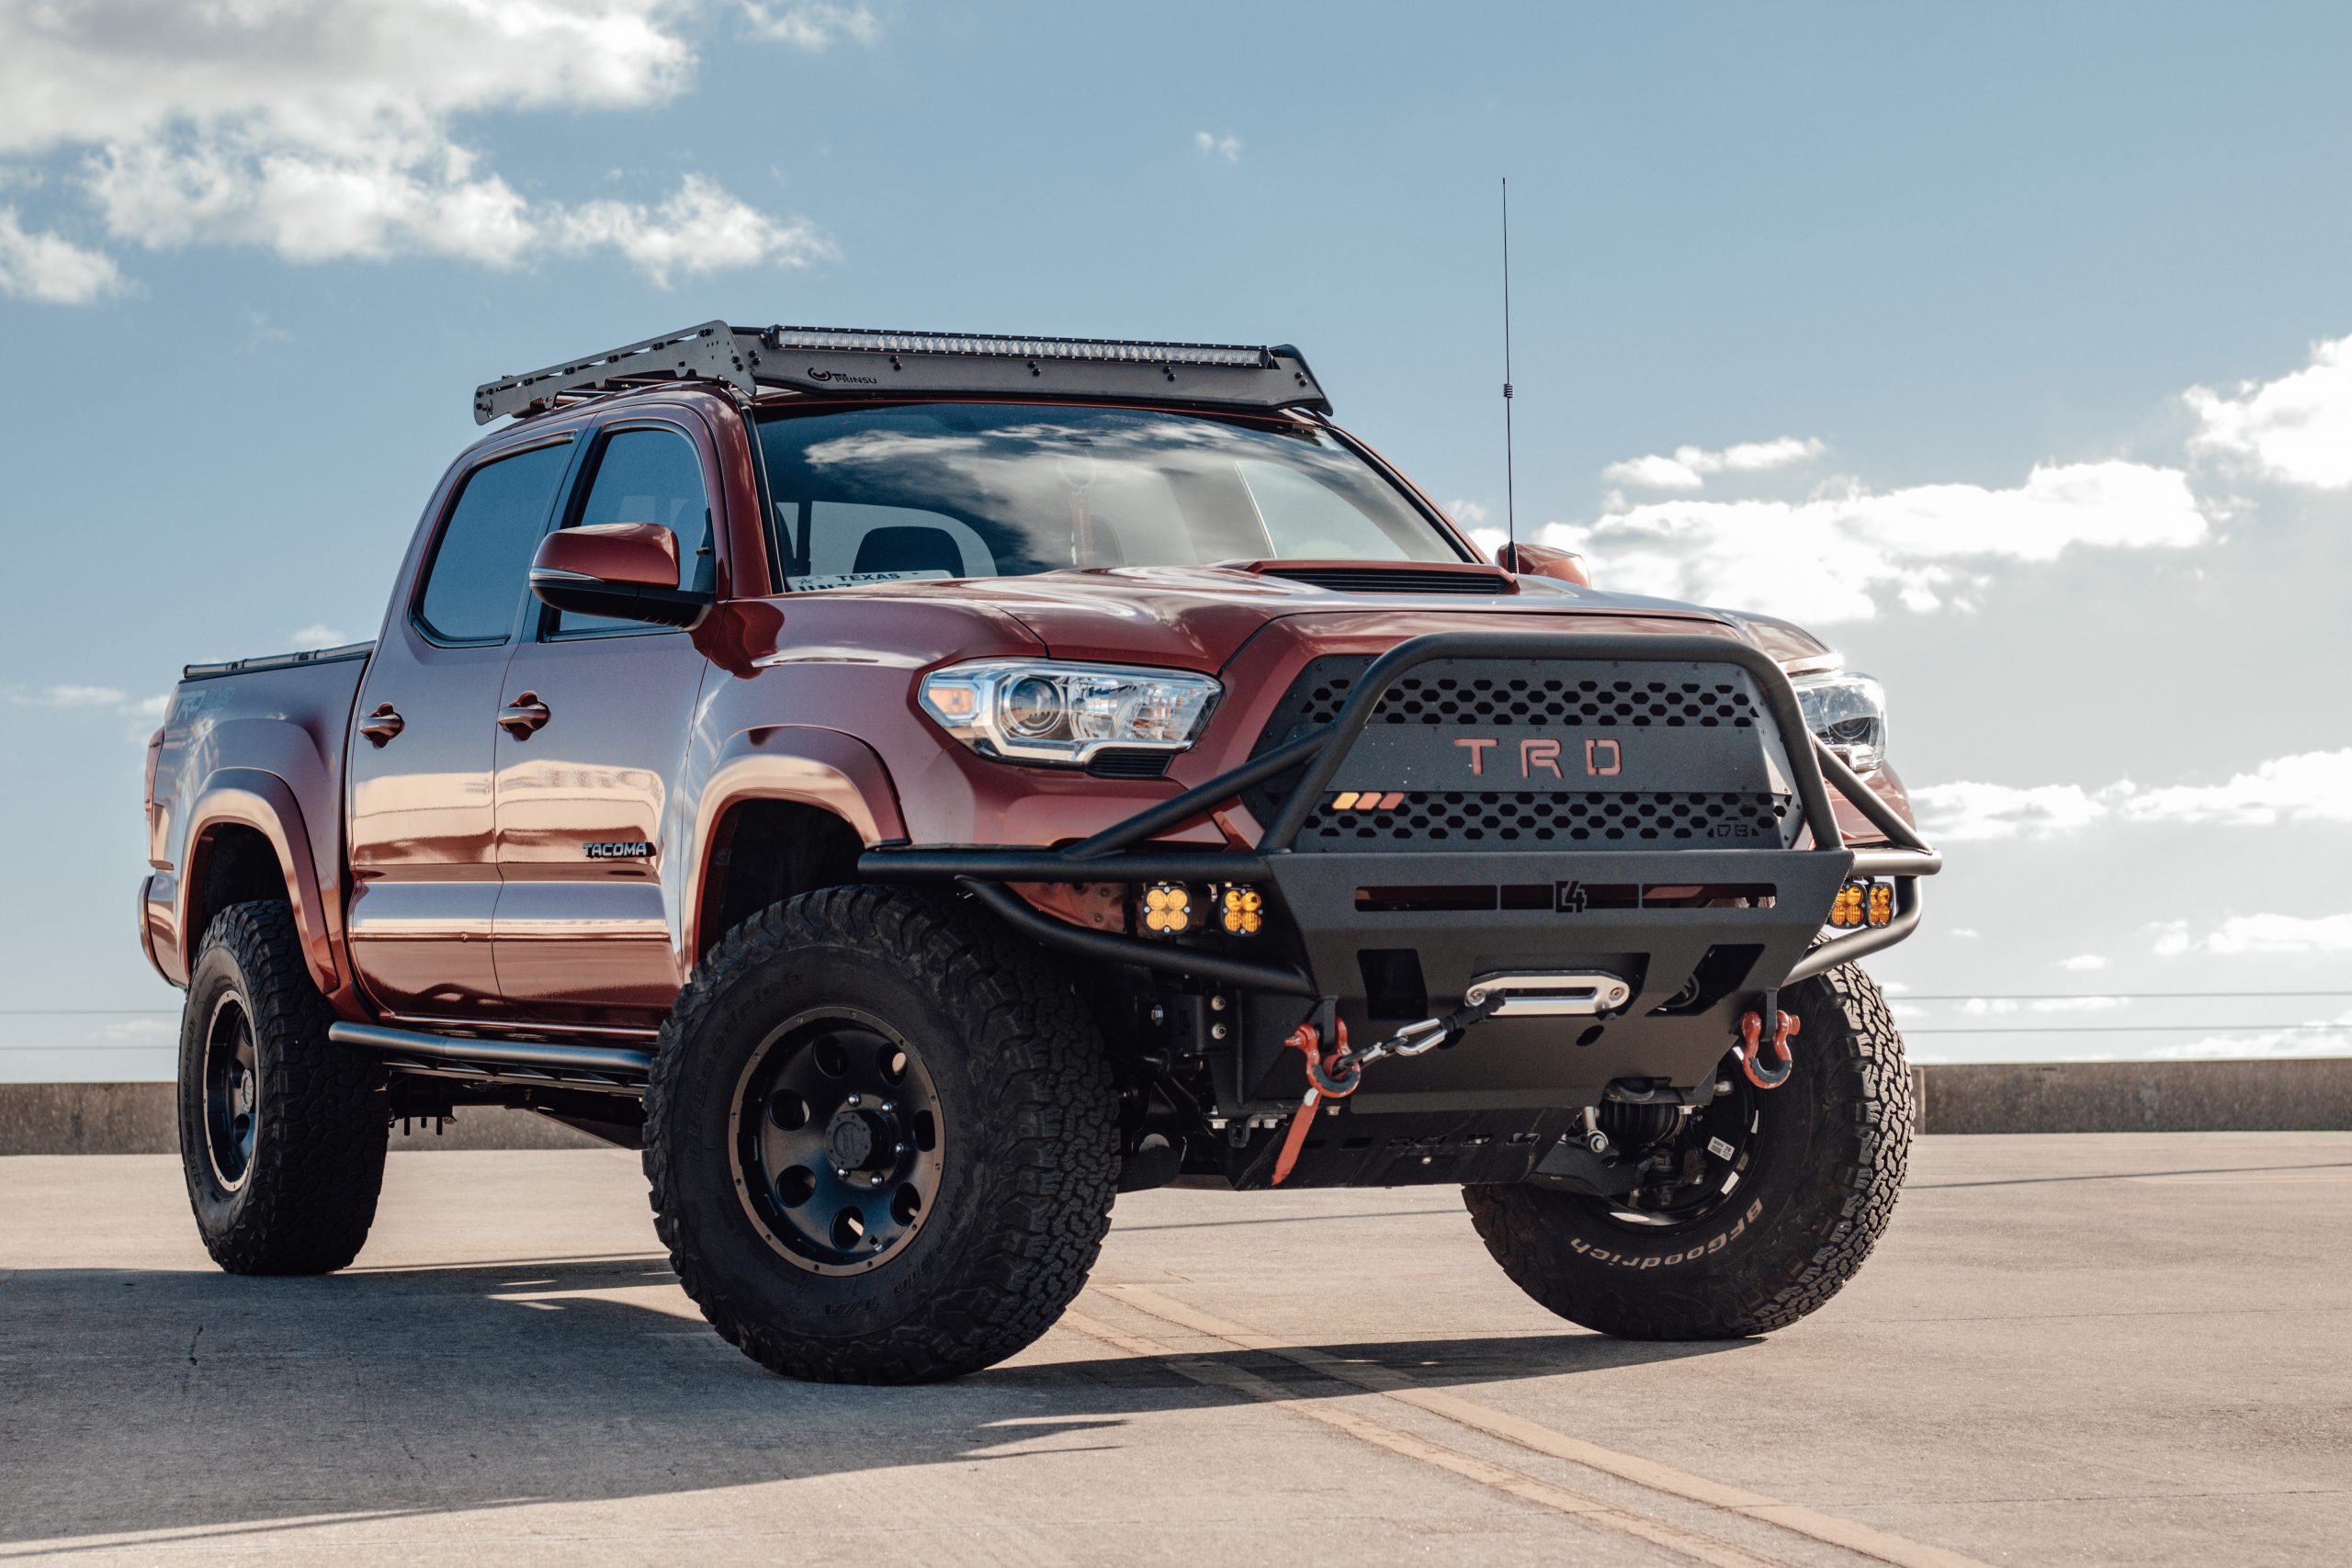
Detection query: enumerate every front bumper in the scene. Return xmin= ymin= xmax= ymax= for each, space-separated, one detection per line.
xmin=861 ymin=629 xmax=1939 ymax=1120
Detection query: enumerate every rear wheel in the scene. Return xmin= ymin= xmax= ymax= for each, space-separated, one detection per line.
xmin=644 ymin=886 xmax=1120 ymax=1383
xmin=177 ymin=900 xmax=388 ymax=1274
xmin=1464 ymin=964 xmax=1911 ymax=1337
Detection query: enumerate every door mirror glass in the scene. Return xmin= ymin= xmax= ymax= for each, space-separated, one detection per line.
xmin=529 ymin=524 xmax=708 ymax=627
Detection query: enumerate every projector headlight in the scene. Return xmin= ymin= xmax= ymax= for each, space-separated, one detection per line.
xmin=1792 ymin=671 xmax=1887 ymax=773
xmin=919 ymin=660 xmax=1221 ymax=766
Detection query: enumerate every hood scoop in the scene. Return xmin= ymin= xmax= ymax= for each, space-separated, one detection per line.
xmin=1245 ymin=560 xmax=1518 ymax=595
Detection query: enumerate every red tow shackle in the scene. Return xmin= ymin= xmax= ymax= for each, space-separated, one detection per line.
xmin=1737 ymin=1008 xmax=1799 ymax=1090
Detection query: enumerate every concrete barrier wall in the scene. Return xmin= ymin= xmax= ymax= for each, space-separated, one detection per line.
xmin=6 ymin=1060 xmax=2351 ymax=1155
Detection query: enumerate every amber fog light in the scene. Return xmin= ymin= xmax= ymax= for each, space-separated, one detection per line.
xmin=1220 ymin=886 xmax=1264 ymax=936
xmin=1829 ymin=881 xmax=1867 ymax=929
xmin=1142 ymin=883 xmax=1193 ymax=936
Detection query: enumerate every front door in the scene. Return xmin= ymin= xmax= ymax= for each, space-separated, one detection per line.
xmin=345 ymin=438 xmax=576 ymax=1020
xmin=491 ymin=421 xmax=715 ymax=1027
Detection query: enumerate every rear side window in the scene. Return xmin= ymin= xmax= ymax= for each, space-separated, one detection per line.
xmin=550 ymin=426 xmax=714 ymax=636
xmin=415 ymin=443 xmax=573 ymax=644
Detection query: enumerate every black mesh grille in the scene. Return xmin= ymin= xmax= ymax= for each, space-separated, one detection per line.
xmin=1301 ymin=790 xmax=1789 ymax=847
xmin=1291 ymin=671 xmax=1758 ymax=729
xmin=1086 ymin=748 xmax=1173 ymax=779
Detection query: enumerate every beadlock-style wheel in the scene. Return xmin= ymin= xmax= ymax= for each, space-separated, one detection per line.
xmin=200 ymin=992 xmax=261 ymax=1191
xmin=730 ymin=1009 xmax=944 ymax=1275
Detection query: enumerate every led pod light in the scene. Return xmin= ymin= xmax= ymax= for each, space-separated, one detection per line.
xmin=918 ymin=660 xmax=1221 ymax=766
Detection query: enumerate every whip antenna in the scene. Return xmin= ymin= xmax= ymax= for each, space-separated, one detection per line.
xmin=1500 ymin=176 xmax=1517 ymax=560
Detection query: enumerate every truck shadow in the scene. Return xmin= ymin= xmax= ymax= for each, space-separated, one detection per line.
xmin=3 ymin=1254 xmax=1744 ymax=1548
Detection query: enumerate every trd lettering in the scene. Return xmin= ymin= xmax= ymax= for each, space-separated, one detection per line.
xmin=1453 ymin=737 xmax=1497 ymax=774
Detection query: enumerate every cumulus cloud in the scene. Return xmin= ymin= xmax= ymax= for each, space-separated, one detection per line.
xmin=0 ymin=206 xmax=122 ymax=302
xmin=0 ymin=0 xmax=841 ymax=291
xmin=10 ymin=683 xmax=129 ymax=708
xmin=741 ymin=1 xmax=879 ymax=49
xmin=1195 ymin=131 xmax=1244 ymax=164
xmin=288 ymin=624 xmax=347 ymax=648
xmin=1601 ymin=436 xmax=1825 ymax=492
xmin=2054 ymin=953 xmax=2110 ymax=972
xmin=2145 ymin=1008 xmax=2352 ymax=1061
xmin=2154 ymin=913 xmax=2352 ymax=956
xmin=2186 ymin=333 xmax=2352 ymax=490
xmin=1546 ymin=459 xmax=2209 ymax=625
xmin=1914 ymin=748 xmax=2352 ymax=841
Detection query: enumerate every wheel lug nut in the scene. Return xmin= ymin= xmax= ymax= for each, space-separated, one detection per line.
xmin=894 ymin=1142 xmax=909 ymax=1155
xmin=846 ymin=1093 xmax=863 ymax=1107
xmin=880 ymin=1100 xmax=895 ymax=1112
xmin=870 ymin=1175 xmax=884 ymax=1186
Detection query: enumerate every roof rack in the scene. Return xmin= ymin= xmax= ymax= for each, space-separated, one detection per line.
xmin=473 ymin=321 xmax=1329 ymax=423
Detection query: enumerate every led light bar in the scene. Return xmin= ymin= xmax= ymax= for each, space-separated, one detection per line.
xmin=763 ymin=327 xmax=1273 ymax=368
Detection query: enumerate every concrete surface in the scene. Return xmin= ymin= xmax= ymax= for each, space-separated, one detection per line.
xmin=2 ymin=1133 xmax=2346 ymax=1567
xmin=13 ymin=1060 xmax=2352 ymax=1153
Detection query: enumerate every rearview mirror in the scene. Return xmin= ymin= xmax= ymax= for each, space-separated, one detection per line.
xmin=1494 ymin=539 xmax=1592 ymax=587
xmin=528 ymin=524 xmax=710 ymax=628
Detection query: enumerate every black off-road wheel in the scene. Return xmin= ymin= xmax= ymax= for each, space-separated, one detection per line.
xmin=177 ymin=900 xmax=388 ymax=1274
xmin=643 ymin=886 xmax=1120 ymax=1383
xmin=1464 ymin=964 xmax=1911 ymax=1338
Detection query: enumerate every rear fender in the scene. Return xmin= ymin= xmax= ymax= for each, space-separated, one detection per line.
xmin=178 ymin=770 xmax=339 ymax=993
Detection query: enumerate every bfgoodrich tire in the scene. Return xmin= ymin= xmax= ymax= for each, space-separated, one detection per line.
xmin=643 ymin=886 xmax=1120 ymax=1383
xmin=1464 ymin=964 xmax=1911 ymax=1338
xmin=177 ymin=900 xmax=388 ymax=1274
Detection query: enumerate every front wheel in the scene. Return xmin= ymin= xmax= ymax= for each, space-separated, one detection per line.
xmin=644 ymin=886 xmax=1120 ymax=1383
xmin=1464 ymin=964 xmax=1912 ymax=1338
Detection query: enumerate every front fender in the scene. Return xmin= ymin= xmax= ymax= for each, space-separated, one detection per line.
xmin=676 ymin=725 xmax=906 ymax=963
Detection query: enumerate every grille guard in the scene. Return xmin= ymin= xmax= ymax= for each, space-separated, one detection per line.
xmin=858 ymin=630 xmax=1941 ymax=998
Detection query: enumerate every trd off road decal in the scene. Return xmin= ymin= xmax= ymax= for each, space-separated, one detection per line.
xmin=1567 ymin=1197 xmax=1764 ymax=1268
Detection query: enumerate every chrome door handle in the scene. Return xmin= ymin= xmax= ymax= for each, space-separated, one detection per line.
xmin=496 ymin=694 xmax=551 ymax=739
xmin=358 ymin=704 xmax=405 ymax=747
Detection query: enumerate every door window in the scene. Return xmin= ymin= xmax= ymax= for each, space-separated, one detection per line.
xmin=414 ymin=443 xmax=574 ymax=644
xmin=550 ymin=426 xmax=714 ymax=637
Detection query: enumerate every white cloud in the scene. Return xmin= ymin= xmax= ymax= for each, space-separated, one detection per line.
xmin=2054 ymin=953 xmax=2110 ymax=972
xmin=2145 ymin=1008 xmax=2352 ymax=1061
xmin=1448 ymin=500 xmax=1490 ymax=525
xmin=1915 ymin=748 xmax=2352 ymax=842
xmin=741 ymin=1 xmax=879 ymax=49
xmin=1548 ymin=460 xmax=2206 ymax=625
xmin=129 ymin=694 xmax=171 ymax=718
xmin=11 ymin=684 xmax=129 ymax=708
xmin=1600 ymin=435 xmax=1825 ymax=491
xmin=2155 ymin=912 xmax=2352 ymax=956
xmin=1195 ymin=131 xmax=1244 ymax=164
xmin=0 ymin=206 xmax=121 ymax=302
xmin=103 ymin=1018 xmax=175 ymax=1041
xmin=288 ymin=624 xmax=347 ymax=648
xmin=0 ymin=1 xmax=839 ymax=291
xmin=2187 ymin=333 xmax=2352 ymax=490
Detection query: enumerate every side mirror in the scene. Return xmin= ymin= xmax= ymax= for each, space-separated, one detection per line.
xmin=528 ymin=524 xmax=710 ymax=628
xmin=1494 ymin=539 xmax=1592 ymax=587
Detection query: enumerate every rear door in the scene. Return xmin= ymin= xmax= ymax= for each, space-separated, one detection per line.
xmin=345 ymin=436 xmax=577 ymax=1019
xmin=489 ymin=415 xmax=719 ymax=1027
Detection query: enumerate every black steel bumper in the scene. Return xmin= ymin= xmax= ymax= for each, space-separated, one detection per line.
xmin=859 ymin=630 xmax=1939 ymax=1114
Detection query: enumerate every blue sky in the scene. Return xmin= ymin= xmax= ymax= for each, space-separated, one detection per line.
xmin=4 ymin=1 xmax=2349 ymax=1080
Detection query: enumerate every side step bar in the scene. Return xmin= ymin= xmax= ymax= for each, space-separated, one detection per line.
xmin=328 ymin=1021 xmax=654 ymax=1080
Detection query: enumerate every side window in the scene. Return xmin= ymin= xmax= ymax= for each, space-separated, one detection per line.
xmin=551 ymin=426 xmax=713 ymax=637
xmin=415 ymin=443 xmax=574 ymax=645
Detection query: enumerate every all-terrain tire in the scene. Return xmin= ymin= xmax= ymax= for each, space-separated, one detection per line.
xmin=643 ymin=885 xmax=1120 ymax=1383
xmin=1464 ymin=963 xmax=1911 ymax=1337
xmin=177 ymin=900 xmax=388 ymax=1274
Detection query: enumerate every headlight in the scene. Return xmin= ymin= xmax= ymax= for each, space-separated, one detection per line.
xmin=919 ymin=660 xmax=1221 ymax=765
xmin=1792 ymin=671 xmax=1886 ymax=773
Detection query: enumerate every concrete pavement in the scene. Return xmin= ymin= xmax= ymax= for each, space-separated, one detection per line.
xmin=2 ymin=1134 xmax=2346 ymax=1566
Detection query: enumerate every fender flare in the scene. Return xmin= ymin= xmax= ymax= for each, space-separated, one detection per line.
xmin=679 ymin=725 xmax=906 ymax=963
xmin=179 ymin=768 xmax=340 ymax=993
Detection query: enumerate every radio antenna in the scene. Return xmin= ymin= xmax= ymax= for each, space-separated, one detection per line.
xmin=1500 ymin=176 xmax=1517 ymax=560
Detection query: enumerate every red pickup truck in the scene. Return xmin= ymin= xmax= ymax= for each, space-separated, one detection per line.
xmin=140 ymin=322 xmax=1939 ymax=1382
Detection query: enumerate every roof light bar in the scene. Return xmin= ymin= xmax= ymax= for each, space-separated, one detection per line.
xmin=763 ymin=326 xmax=1274 ymax=368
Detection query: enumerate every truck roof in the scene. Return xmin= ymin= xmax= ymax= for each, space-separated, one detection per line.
xmin=473 ymin=321 xmax=1329 ymax=424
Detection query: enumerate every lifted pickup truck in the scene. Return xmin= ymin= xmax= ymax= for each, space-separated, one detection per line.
xmin=141 ymin=322 xmax=1939 ymax=1382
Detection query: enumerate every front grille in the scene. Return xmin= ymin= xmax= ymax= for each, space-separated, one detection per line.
xmin=1299 ymin=790 xmax=1790 ymax=849
xmin=1260 ymin=565 xmax=1514 ymax=594
xmin=1291 ymin=669 xmax=1758 ymax=728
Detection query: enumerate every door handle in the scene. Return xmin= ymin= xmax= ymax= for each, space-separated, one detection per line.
xmin=497 ymin=694 xmax=552 ymax=739
xmin=358 ymin=704 xmax=405 ymax=747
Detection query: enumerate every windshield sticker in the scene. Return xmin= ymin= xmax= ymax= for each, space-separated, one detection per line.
xmin=791 ymin=570 xmax=956 ymax=592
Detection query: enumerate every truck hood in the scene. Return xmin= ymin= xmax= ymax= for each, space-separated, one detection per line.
xmin=846 ymin=562 xmax=1761 ymax=673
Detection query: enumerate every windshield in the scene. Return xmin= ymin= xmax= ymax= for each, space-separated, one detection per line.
xmin=755 ymin=403 xmax=1462 ymax=589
